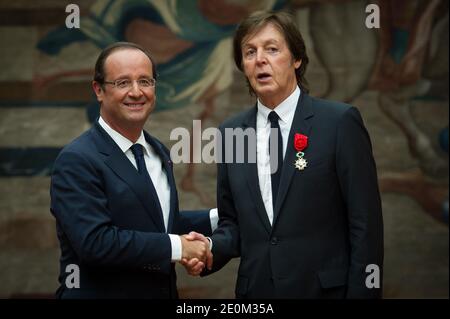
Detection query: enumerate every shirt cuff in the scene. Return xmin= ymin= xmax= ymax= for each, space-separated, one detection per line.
xmin=209 ymin=208 xmax=218 ymax=232
xmin=169 ymin=234 xmax=182 ymax=261
xmin=207 ymin=237 xmax=213 ymax=250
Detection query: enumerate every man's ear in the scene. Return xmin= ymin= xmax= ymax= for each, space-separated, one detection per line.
xmin=294 ymin=59 xmax=302 ymax=70
xmin=92 ymin=81 xmax=103 ymax=103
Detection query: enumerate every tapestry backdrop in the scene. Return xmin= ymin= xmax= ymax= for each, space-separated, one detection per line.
xmin=0 ymin=0 xmax=448 ymax=298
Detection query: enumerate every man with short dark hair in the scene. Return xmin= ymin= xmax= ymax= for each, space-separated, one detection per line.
xmin=185 ymin=11 xmax=384 ymax=299
xmin=50 ymin=42 xmax=215 ymax=299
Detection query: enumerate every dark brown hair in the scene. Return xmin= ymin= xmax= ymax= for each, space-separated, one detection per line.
xmin=233 ymin=11 xmax=309 ymax=94
xmin=93 ymin=42 xmax=157 ymax=85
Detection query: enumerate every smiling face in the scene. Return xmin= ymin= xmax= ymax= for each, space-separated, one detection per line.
xmin=241 ymin=23 xmax=301 ymax=108
xmin=92 ymin=48 xmax=155 ymax=141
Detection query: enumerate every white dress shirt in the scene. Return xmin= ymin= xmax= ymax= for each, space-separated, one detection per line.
xmin=256 ymin=86 xmax=300 ymax=225
xmin=98 ymin=117 xmax=219 ymax=261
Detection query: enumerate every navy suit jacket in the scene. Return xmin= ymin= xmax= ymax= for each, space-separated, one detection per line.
xmin=50 ymin=121 xmax=211 ymax=298
xmin=209 ymin=93 xmax=384 ymax=298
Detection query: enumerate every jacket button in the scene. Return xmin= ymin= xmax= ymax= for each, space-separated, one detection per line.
xmin=271 ymin=237 xmax=278 ymax=245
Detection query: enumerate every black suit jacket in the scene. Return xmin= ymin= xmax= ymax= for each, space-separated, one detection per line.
xmin=210 ymin=93 xmax=383 ymax=298
xmin=50 ymin=121 xmax=211 ymax=298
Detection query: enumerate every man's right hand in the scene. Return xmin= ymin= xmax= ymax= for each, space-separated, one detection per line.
xmin=180 ymin=234 xmax=208 ymax=262
xmin=182 ymin=232 xmax=213 ymax=270
xmin=180 ymin=232 xmax=213 ymax=276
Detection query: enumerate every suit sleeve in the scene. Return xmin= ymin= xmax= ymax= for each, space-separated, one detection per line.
xmin=178 ymin=210 xmax=212 ymax=236
xmin=50 ymin=150 xmax=172 ymax=273
xmin=335 ymin=107 xmax=384 ymax=298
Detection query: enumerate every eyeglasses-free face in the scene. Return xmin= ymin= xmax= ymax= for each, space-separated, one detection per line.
xmin=241 ymin=23 xmax=301 ymax=108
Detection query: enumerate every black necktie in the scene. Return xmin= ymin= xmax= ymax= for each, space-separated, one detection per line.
xmin=130 ymin=144 xmax=149 ymax=176
xmin=268 ymin=111 xmax=283 ymax=208
xmin=130 ymin=144 xmax=164 ymax=228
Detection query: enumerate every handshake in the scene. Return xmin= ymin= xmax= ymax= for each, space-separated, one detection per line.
xmin=179 ymin=231 xmax=213 ymax=276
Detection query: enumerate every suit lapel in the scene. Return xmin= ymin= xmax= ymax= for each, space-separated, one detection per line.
xmin=242 ymin=107 xmax=272 ymax=235
xmin=273 ymin=93 xmax=314 ymax=227
xmin=92 ymin=122 xmax=166 ymax=232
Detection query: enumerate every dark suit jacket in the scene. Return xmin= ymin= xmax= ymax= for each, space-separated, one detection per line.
xmin=210 ymin=93 xmax=383 ymax=299
xmin=50 ymin=121 xmax=211 ymax=299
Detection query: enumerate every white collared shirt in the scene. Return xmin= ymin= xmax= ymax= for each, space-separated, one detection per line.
xmin=256 ymin=86 xmax=300 ymax=225
xmin=98 ymin=117 xmax=181 ymax=259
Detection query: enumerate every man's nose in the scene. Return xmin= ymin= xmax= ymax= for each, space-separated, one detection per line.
xmin=256 ymin=50 xmax=267 ymax=64
xmin=128 ymin=81 xmax=143 ymax=97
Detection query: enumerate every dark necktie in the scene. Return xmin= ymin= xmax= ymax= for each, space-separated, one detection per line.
xmin=130 ymin=144 xmax=164 ymax=228
xmin=130 ymin=144 xmax=149 ymax=177
xmin=268 ymin=111 xmax=283 ymax=208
